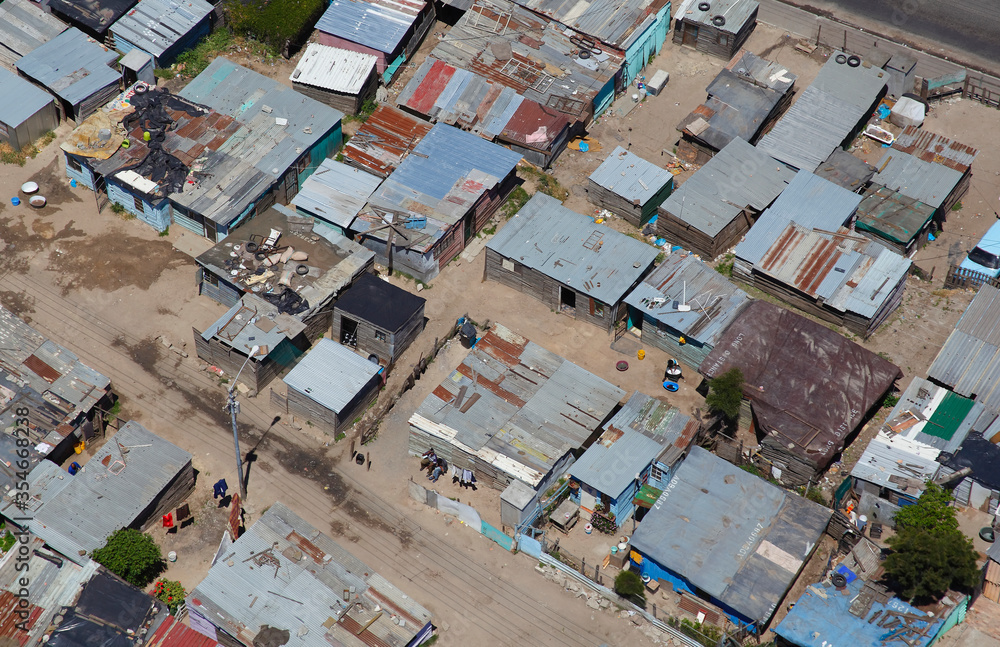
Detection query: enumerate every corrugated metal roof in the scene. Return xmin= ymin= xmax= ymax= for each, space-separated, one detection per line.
xmin=850 ymin=430 xmax=940 ymax=495
xmin=892 ymin=125 xmax=979 ymax=173
xmin=814 ymin=149 xmax=876 ymax=191
xmin=775 ymin=579 xmax=941 ymax=647
xmin=315 ymin=0 xmax=426 ymax=54
xmin=571 ymin=392 xmax=693 ymax=496
xmin=368 ymin=122 xmax=521 ymax=226
xmin=487 ymin=193 xmax=659 ymax=304
xmin=0 ymin=67 xmax=55 ymax=133
xmin=188 ymin=502 xmax=432 ymax=647
xmin=429 ymin=0 xmax=623 ymax=121
xmin=928 ymin=284 xmax=1000 ymax=414
xmin=290 ymin=43 xmax=377 ymax=95
xmin=291 ymin=158 xmax=382 ymax=227
xmin=410 ymin=324 xmax=625 ymax=487
xmin=589 ymin=146 xmax=673 ymax=205
xmin=500 ymin=97 xmax=570 ymax=151
xmin=659 ymin=137 xmax=794 ymax=236
xmin=624 ymin=251 xmax=751 ymax=347
xmin=735 ymin=171 xmax=862 ymax=266
xmin=873 ymin=150 xmax=964 ymax=209
xmin=876 ymin=377 xmax=979 ymax=453
xmin=15 ymin=28 xmax=119 ymax=106
xmin=513 ymin=0 xmax=670 ymax=47
xmin=631 ymin=446 xmax=832 ymax=625
xmin=0 ymin=0 xmax=67 ymax=62
xmin=171 ymin=58 xmax=343 ymax=225
xmin=342 ymin=104 xmax=432 ymax=177
xmin=855 ymin=185 xmax=935 ymax=245
xmin=110 ymin=0 xmax=213 ymax=59
xmin=201 ymin=293 xmax=307 ymax=356
xmin=284 ymin=338 xmax=381 ymax=414
xmin=756 ymin=55 xmax=887 ymax=172
xmin=678 ymin=53 xmax=796 ymax=152
xmin=27 ymin=421 xmax=192 ymax=564
xmin=675 ymin=0 xmax=758 ymax=33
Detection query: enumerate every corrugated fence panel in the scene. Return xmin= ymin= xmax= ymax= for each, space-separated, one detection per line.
xmin=517 ymin=533 xmax=542 ymax=557
xmin=481 ymin=521 xmax=513 ymax=550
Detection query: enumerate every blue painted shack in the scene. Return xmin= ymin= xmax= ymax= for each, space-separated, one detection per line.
xmin=110 ymin=0 xmax=215 ymax=68
xmin=15 ymin=28 xmax=120 ymax=122
xmin=630 ymin=446 xmax=832 ymax=628
xmin=569 ymin=392 xmax=697 ymax=527
xmin=62 ymin=58 xmax=344 ymax=239
xmin=623 ymin=250 xmax=751 ymax=369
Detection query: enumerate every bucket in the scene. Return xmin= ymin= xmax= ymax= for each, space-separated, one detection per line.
xmin=610 ymin=546 xmax=618 ymax=554
xmin=637 ymin=349 xmax=645 ymax=360
xmin=10 ymin=197 xmax=19 ymax=206
xmin=70 ymin=179 xmax=77 ymax=188
xmin=585 ymin=523 xmax=593 ymax=534
xmin=168 ymin=551 xmax=177 ymax=562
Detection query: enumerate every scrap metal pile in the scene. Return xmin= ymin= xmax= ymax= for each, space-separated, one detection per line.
xmin=222 ymin=229 xmax=312 ymax=316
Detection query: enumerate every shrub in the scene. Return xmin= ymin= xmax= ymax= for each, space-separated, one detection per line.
xmin=224 ymin=0 xmax=325 ymax=55
xmin=92 ymin=528 xmax=164 ymax=588
xmin=705 ymin=367 xmax=744 ymax=422
xmin=152 ymin=578 xmax=186 ymax=614
xmin=501 ymin=186 xmax=531 ymax=219
xmin=614 ymin=570 xmax=646 ymax=602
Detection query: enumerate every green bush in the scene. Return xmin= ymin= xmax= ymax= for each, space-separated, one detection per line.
xmin=224 ymin=0 xmax=325 ymax=54
xmin=614 ymin=570 xmax=646 ymax=602
xmin=92 ymin=528 xmax=164 ymax=588
xmin=152 ymin=578 xmax=186 ymax=614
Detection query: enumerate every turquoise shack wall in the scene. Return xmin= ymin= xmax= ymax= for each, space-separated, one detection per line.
xmin=623 ymin=3 xmax=671 ymax=84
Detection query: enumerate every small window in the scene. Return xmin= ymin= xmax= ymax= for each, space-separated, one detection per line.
xmin=650 ymin=466 xmax=663 ymax=481
xmin=133 ymin=195 xmax=144 ymax=212
xmin=67 ymin=156 xmax=82 ymax=173
xmin=719 ymin=34 xmax=729 ymax=47
xmin=374 ymin=330 xmax=387 ymax=342
xmin=203 ymin=271 xmax=218 ymax=287
xmin=594 ymin=302 xmax=605 ymax=318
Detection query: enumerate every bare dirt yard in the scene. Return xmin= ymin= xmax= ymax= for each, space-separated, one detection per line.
xmin=3 ymin=16 xmax=1000 ymax=646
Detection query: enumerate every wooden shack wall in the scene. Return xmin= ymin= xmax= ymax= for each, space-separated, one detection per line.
xmin=136 ymin=461 xmax=196 ymax=531
xmin=409 ymin=425 xmax=519 ymax=491
xmin=192 ymin=327 xmax=283 ymax=393
xmin=484 ymin=248 xmax=616 ymax=331
xmin=638 ymin=314 xmax=712 ymax=369
xmin=672 ymin=11 xmax=758 ymax=60
xmin=657 ymin=206 xmax=752 ymax=260
xmin=389 ymin=304 xmax=425 ymax=363
xmin=292 ymin=69 xmax=378 ymax=115
xmin=285 ymin=372 xmax=380 ymax=435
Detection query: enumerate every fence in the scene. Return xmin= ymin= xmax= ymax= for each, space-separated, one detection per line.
xmin=944 ymin=264 xmax=1000 ymax=291
xmin=408 ymin=478 xmax=515 ymax=551
xmin=352 ymin=316 xmax=468 ymax=445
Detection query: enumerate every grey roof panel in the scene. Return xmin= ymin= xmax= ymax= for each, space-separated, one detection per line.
xmin=110 ymin=0 xmax=213 ymax=58
xmin=26 ymin=422 xmax=192 ymax=563
xmin=188 ymin=502 xmax=432 ymax=647
xmin=0 ymin=0 xmax=67 ymax=61
xmin=283 ymin=338 xmax=381 ymax=414
xmin=291 ymin=159 xmax=383 ymax=228
xmin=486 ymin=193 xmax=659 ymax=304
xmin=315 ymin=0 xmax=424 ymax=54
xmin=623 ymin=251 xmax=751 ymax=347
xmin=513 ymin=0 xmax=671 ymax=47
xmin=631 ymin=447 xmax=831 ymax=624
xmin=675 ymin=0 xmax=758 ymax=33
xmin=873 ymin=151 xmax=964 ymax=209
xmin=15 ymin=28 xmax=119 ymax=106
xmin=0 ymin=67 xmax=53 ymax=128
xmin=659 ymin=137 xmax=794 ymax=237
xmin=589 ymin=146 xmax=673 ymax=205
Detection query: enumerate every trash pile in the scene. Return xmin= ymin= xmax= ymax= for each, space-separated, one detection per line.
xmin=221 ymin=228 xmax=313 ymax=316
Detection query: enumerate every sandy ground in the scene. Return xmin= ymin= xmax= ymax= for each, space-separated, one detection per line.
xmin=2 ymin=16 xmax=1000 ymax=646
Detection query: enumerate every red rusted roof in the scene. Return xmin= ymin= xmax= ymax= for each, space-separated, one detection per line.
xmin=0 ymin=590 xmax=40 ymax=646
xmin=342 ymin=105 xmax=432 ymax=177
xmin=892 ymin=125 xmax=979 ymax=173
xmin=147 ymin=615 xmax=221 ymax=647
xmin=499 ymin=100 xmax=570 ymax=150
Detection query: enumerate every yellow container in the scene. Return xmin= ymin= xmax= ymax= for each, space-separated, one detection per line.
xmin=637 ymin=349 xmax=645 ymax=360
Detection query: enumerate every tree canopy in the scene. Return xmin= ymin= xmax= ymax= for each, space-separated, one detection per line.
xmin=92 ymin=528 xmax=164 ymax=588
xmin=705 ymin=367 xmax=744 ymax=422
xmin=883 ymin=484 xmax=979 ymax=602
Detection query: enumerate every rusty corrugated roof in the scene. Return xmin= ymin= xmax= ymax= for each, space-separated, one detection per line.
xmin=892 ymin=125 xmax=979 ymax=173
xmin=342 ymin=105 xmax=432 ymax=177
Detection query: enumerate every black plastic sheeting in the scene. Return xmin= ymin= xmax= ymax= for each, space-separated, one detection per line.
xmin=261 ymin=289 xmax=309 ymax=316
xmin=940 ymin=432 xmax=1000 ymax=491
xmin=47 ymin=571 xmax=161 ymax=647
xmin=116 ymin=88 xmax=207 ymax=198
xmin=49 ymin=0 xmax=136 ymax=36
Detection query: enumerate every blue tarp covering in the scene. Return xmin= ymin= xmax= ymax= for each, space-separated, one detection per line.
xmin=775 ymin=579 xmax=942 ymax=647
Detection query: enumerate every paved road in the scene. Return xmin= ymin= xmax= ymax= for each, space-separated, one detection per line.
xmin=792 ymin=0 xmax=1000 ymax=66
xmin=757 ymin=0 xmax=1000 ymax=81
